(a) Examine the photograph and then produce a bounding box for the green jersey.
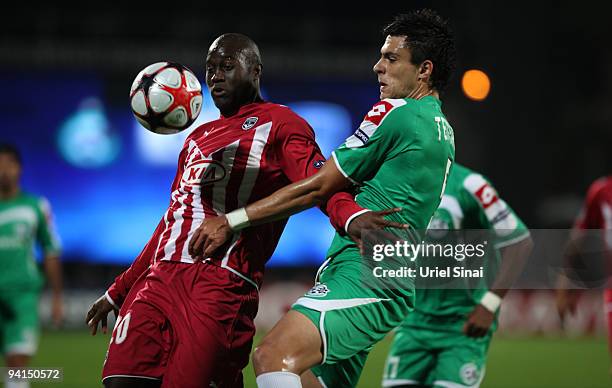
[294,96,455,387]
[407,163,529,321]
[0,192,61,291]
[328,96,455,259]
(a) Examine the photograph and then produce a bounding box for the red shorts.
[102,261,258,388]
[605,289,612,352]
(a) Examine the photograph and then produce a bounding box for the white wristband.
[479,291,502,313]
[344,209,371,234]
[104,290,119,310]
[226,208,250,231]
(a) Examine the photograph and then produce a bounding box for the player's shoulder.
[17,191,41,204]
[453,164,476,183]
[460,167,500,206]
[362,98,441,134]
[260,103,314,140]
[15,192,51,213]
[588,176,612,194]
[362,98,410,126]
[262,102,306,123]
[585,175,612,203]
[185,118,218,143]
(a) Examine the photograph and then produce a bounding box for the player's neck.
[220,91,264,118]
[406,82,437,100]
[0,185,19,200]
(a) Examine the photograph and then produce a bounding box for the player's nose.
[373,59,384,74]
[210,68,225,83]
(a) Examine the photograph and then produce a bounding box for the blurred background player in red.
[86,33,395,388]
[557,175,612,374]
[0,144,63,388]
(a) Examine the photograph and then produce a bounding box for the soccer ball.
[130,62,203,134]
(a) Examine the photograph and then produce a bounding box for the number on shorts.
[385,356,400,379]
[114,312,131,345]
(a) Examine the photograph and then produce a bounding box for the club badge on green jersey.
[306,283,330,297]
[460,362,481,385]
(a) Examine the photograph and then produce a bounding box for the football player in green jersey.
[381,163,533,388]
[189,10,456,387]
[0,144,63,388]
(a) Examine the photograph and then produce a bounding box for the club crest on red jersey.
[242,116,258,130]
[182,160,227,186]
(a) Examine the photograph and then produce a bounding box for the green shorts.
[0,290,40,356]
[382,315,491,388]
[291,253,415,387]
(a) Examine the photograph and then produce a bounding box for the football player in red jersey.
[86,33,399,388]
[557,176,612,373]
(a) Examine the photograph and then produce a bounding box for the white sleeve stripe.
[494,231,531,249]
[344,209,371,233]
[104,290,120,309]
[331,151,358,185]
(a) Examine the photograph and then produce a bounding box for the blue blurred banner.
[3,74,377,266]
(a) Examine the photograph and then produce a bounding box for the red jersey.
[575,176,612,238]
[106,101,362,307]
[574,176,612,287]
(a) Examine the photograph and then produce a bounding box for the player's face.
[373,35,420,99]
[205,42,256,115]
[0,154,21,192]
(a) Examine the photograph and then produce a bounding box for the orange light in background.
[461,69,491,101]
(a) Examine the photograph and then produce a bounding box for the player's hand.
[188,216,233,260]
[463,304,495,337]
[346,208,408,255]
[86,295,117,336]
[51,294,64,328]
[556,288,579,324]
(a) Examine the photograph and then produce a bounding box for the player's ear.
[418,60,433,83]
[253,63,263,81]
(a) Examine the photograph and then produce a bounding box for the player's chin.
[379,90,392,100]
[211,94,231,108]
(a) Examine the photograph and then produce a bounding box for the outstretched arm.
[270,115,368,235]
[189,160,349,259]
[260,114,405,249]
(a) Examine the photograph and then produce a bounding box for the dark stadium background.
[1,2,611,387]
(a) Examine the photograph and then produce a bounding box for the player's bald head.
[208,33,262,68]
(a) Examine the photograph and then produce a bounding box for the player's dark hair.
[383,9,456,93]
[0,143,21,165]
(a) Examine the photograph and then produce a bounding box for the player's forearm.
[107,262,144,308]
[489,236,534,298]
[324,191,367,234]
[44,254,63,297]
[247,174,331,225]
[232,162,349,229]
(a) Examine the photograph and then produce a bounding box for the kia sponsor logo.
[182,160,226,186]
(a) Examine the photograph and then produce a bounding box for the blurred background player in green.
[0,144,63,388]
[382,163,533,388]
